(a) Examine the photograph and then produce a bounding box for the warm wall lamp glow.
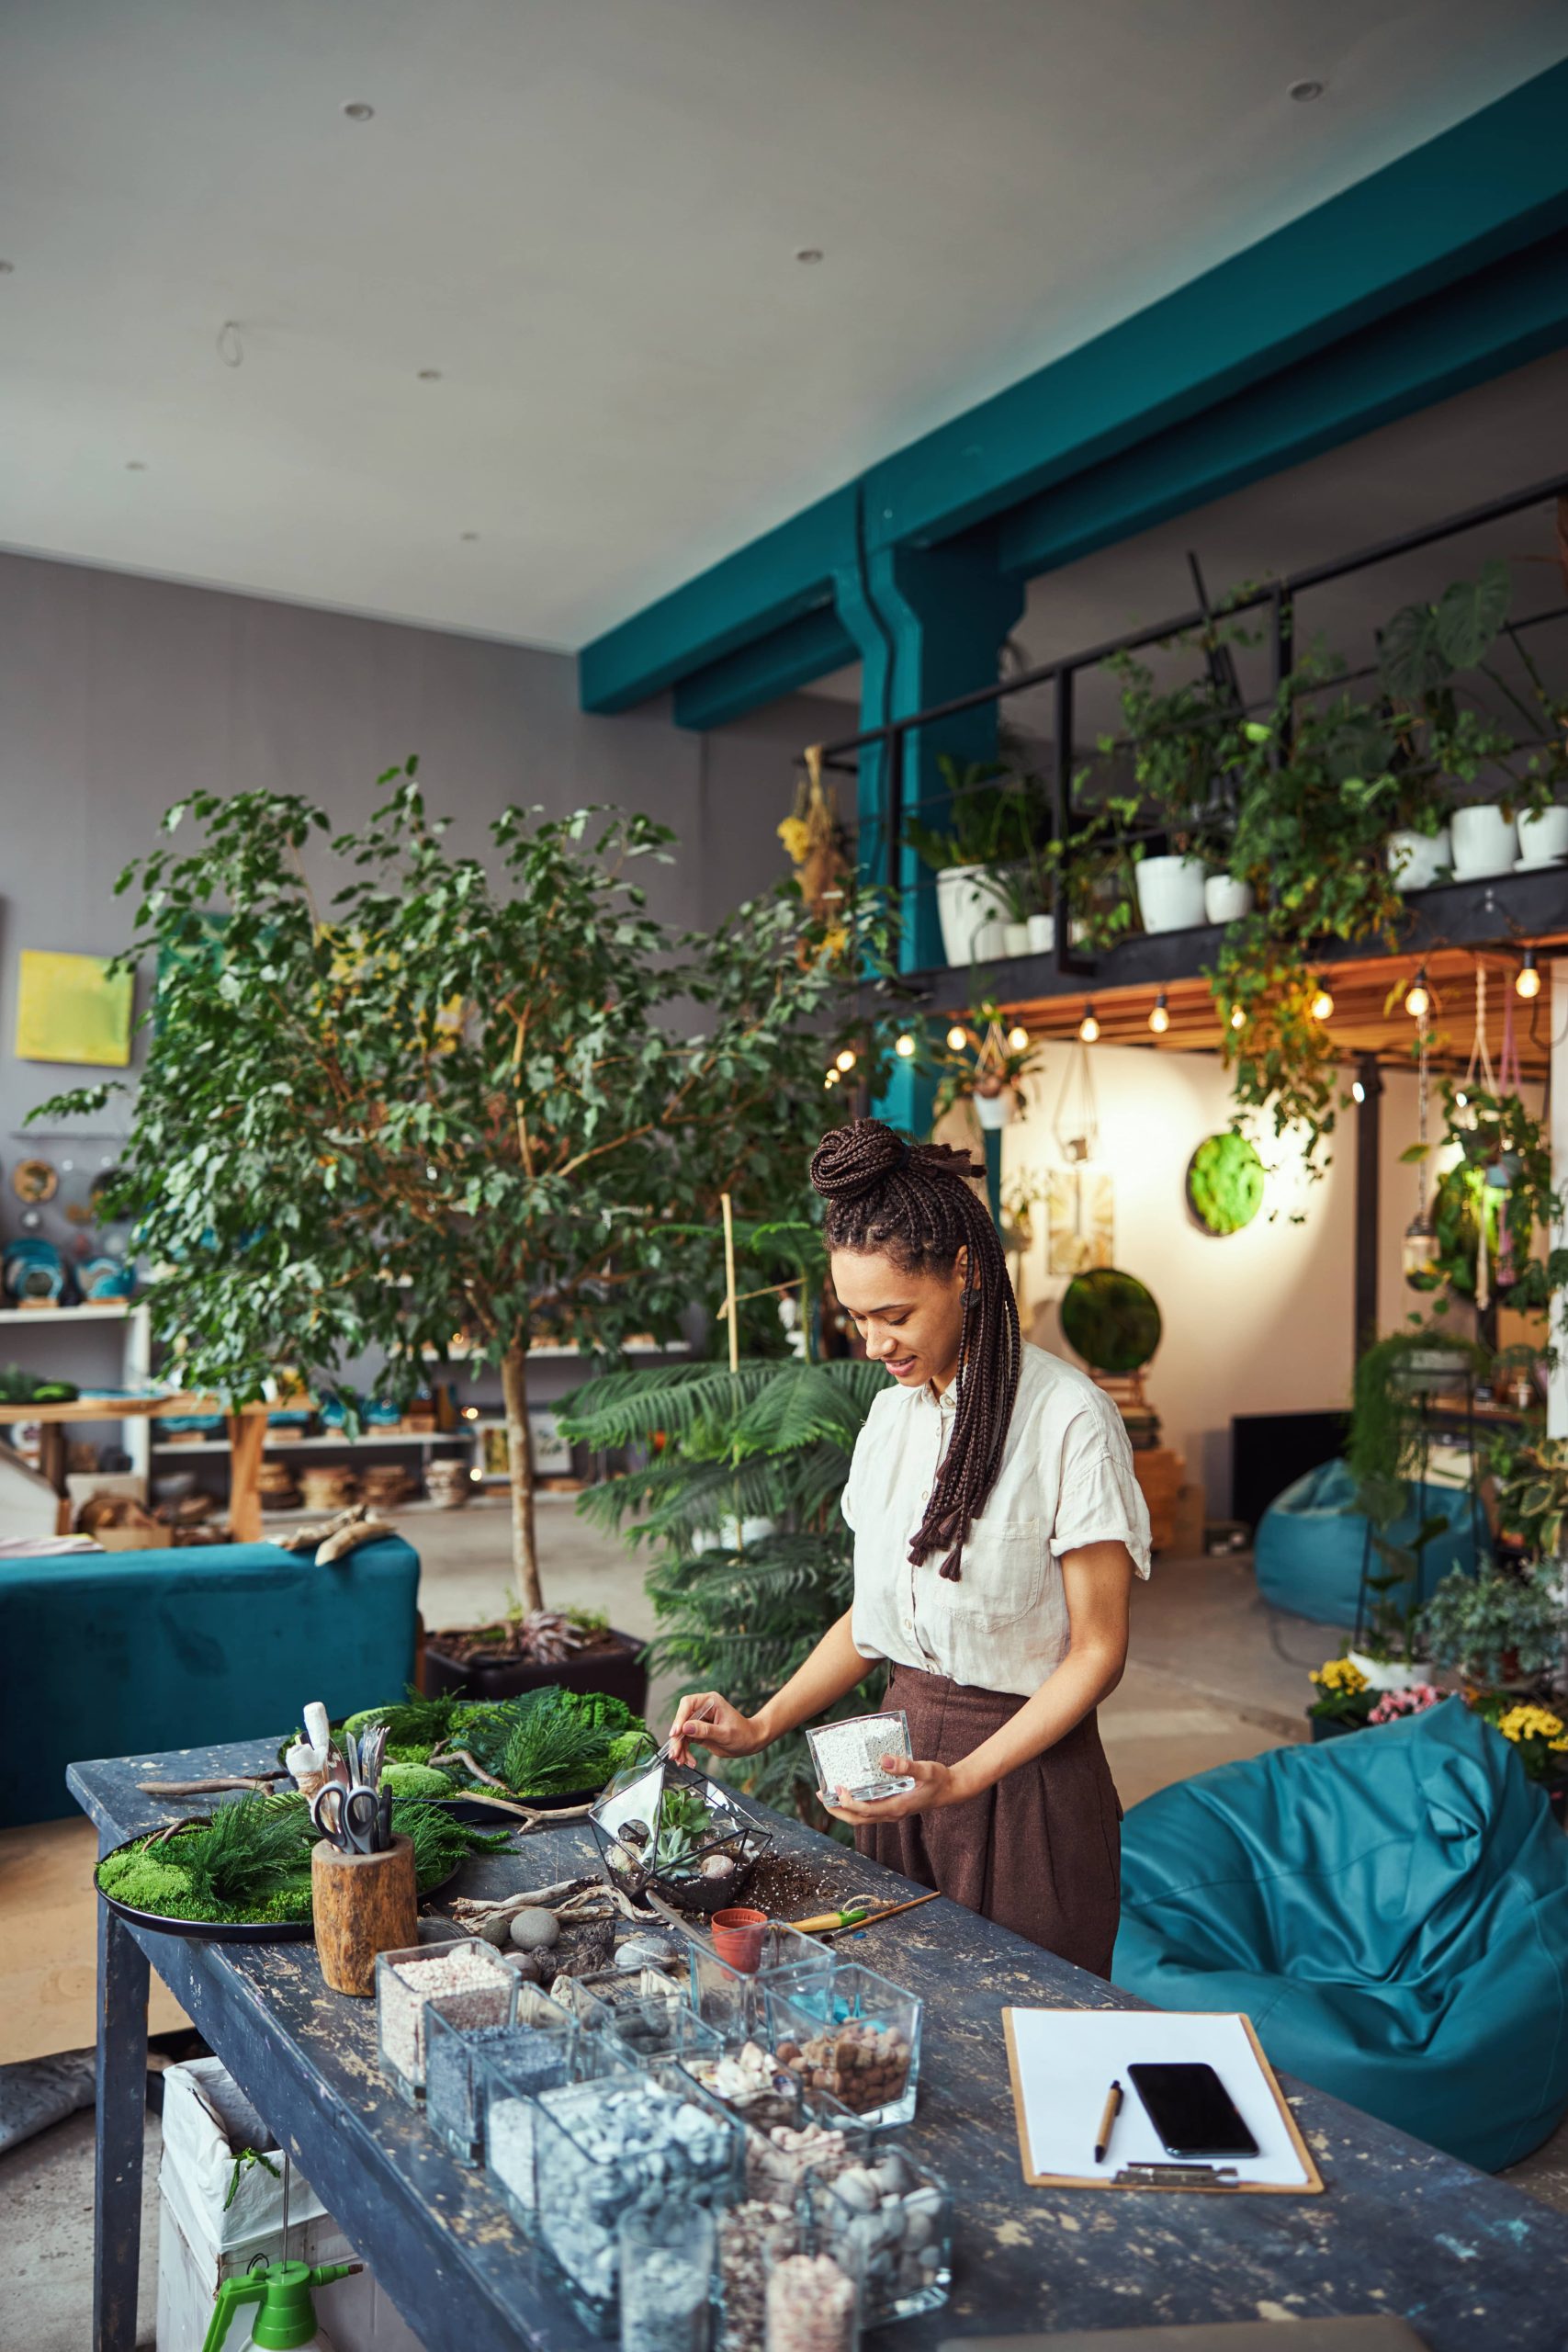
[1404,967,1430,1019]
[1517,949,1541,1001]
[945,1024,969,1051]
[835,1048,857,1072]
[1148,991,1169,1035]
[1310,978,1335,1021]
[894,1031,917,1058]
[1077,1003,1100,1044]
[1007,1024,1030,1052]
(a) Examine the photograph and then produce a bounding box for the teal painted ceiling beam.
[996,226,1568,583]
[579,62,1568,723]
[672,603,855,731]
[870,60,1568,555]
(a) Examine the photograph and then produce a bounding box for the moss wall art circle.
[1186,1133,1265,1235]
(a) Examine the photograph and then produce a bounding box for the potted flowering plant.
[1414,1565,1562,1691]
[1306,1656,1374,1739]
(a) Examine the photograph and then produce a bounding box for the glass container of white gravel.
[374,1936,516,2107]
[766,1965,921,2130]
[531,2054,744,2323]
[678,2046,874,2206]
[689,1922,831,2045]
[426,1982,574,2167]
[619,2205,716,2352]
[479,2017,595,2232]
[803,2143,950,2322]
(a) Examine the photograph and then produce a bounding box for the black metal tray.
[95,1828,462,1945]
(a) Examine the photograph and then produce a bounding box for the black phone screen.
[1126,2062,1260,2159]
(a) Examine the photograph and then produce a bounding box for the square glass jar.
[803,1712,913,1805]
[374,1936,516,2107]
[426,1983,574,2167]
[619,2205,716,2352]
[803,2143,950,2322]
[479,2017,591,2231]
[531,2057,743,2321]
[589,2003,728,2076]
[689,1922,831,2045]
[765,1965,921,2130]
[680,2052,871,2207]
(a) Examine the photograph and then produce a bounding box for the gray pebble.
[474,1914,512,1948]
[511,1906,561,1952]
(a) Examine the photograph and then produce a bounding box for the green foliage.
[446,1687,650,1797]
[904,757,1046,876]
[1058,1269,1161,1376]
[1347,1327,1488,1650]
[1414,1566,1562,1688]
[30,768,894,1600]
[1185,1134,1264,1235]
[1404,1083,1568,1326]
[176,1794,315,1914]
[1496,1439,1568,1569]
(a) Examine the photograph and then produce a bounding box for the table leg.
[226,1406,267,1543]
[94,1901,150,2352]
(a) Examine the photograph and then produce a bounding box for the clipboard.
[1002,2007,1324,2195]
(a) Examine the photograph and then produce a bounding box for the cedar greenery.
[32,769,894,1609]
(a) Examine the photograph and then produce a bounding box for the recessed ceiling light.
[795,247,824,265]
[343,101,375,120]
[1288,78,1325,101]
[417,368,442,381]
[459,531,479,542]
[126,460,147,471]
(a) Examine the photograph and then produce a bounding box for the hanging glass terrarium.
[590,1745,772,1916]
[1403,1005,1439,1288]
[1402,1208,1439,1284]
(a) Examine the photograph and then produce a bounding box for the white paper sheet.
[1004,2008,1310,2188]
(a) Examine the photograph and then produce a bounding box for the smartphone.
[1126,2062,1260,2160]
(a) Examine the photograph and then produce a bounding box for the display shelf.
[0,1300,139,1325]
[151,1430,472,1457]
[419,1340,690,1361]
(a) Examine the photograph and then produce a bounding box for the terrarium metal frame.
[589,1742,773,1916]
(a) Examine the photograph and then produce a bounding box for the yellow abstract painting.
[15,951,133,1067]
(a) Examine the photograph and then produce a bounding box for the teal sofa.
[1112,1700,1568,2173]
[1253,1456,1487,1629]
[0,1535,420,1828]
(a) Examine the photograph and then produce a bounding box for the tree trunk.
[501,1338,543,1612]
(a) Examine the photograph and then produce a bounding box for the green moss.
[98,1848,226,1922]
[382,1761,453,1799]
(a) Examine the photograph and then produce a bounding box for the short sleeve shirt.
[840,1340,1152,1698]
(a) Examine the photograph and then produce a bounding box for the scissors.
[310,1779,389,1855]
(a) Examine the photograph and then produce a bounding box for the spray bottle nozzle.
[200,2260,362,2352]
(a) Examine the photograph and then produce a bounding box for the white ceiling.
[3,1,1566,653]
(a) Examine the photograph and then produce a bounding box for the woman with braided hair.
[670,1116,1150,1972]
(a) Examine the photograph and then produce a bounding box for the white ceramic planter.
[935,864,1010,965]
[1203,873,1254,924]
[1450,802,1517,880]
[1518,806,1568,865]
[1134,854,1208,934]
[1025,911,1055,954]
[692,1515,778,1555]
[1002,920,1031,957]
[973,1091,1014,1129]
[1347,1649,1436,1693]
[1386,826,1451,892]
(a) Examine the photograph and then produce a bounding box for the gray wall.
[0,548,835,1389]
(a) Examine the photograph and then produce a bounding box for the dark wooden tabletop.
[72,1737,1568,2352]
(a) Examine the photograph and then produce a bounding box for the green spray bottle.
[199,2259,362,2352]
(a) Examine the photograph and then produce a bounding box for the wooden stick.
[720,1191,739,1376]
[139,1774,290,1798]
[790,1889,943,1934]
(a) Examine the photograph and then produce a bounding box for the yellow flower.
[1310,1658,1367,1695]
[1496,1704,1564,1745]
[777,818,811,865]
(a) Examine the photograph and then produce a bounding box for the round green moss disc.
[1186,1133,1265,1236]
[1059,1268,1162,1375]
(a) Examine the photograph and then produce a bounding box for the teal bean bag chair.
[1253,1457,1487,1630]
[1112,1700,1568,2172]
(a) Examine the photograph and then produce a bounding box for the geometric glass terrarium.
[590,1742,773,1916]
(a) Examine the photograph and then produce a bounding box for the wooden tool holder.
[311,1833,419,1996]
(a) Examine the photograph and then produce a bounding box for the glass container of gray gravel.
[765,1964,921,2130]
[531,2055,744,2322]
[688,1922,831,2044]
[426,1982,574,2166]
[619,2205,715,2352]
[558,1958,694,2041]
[588,2002,728,2077]
[479,2017,592,2231]
[802,2143,950,2322]
[373,1936,517,2108]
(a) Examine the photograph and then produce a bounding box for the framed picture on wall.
[1046,1167,1114,1275]
[473,1411,574,1482]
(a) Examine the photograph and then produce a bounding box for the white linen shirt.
[840,1340,1152,1698]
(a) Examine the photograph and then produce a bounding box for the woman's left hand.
[819,1754,965,1825]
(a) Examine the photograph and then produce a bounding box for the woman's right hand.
[669,1690,768,1767]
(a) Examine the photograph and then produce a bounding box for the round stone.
[510,1906,561,1952]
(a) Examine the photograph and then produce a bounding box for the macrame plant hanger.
[1459,964,1497,1312]
[1493,973,1523,1293]
[1403,1001,1438,1284]
[1051,1034,1100,1263]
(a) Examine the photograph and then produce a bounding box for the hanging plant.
[930,1001,1047,1128]
[1185,1133,1265,1235]
[1404,1081,1567,1322]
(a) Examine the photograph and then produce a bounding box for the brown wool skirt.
[855,1661,1123,1976]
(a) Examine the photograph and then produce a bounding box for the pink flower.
[1368,1684,1443,1725]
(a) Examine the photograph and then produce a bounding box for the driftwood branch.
[139,1774,290,1798]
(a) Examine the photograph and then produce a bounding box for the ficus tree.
[36,762,892,1608]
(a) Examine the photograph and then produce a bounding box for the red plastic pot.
[710,1907,768,1972]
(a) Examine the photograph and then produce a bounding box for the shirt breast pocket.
[953,1517,1046,1628]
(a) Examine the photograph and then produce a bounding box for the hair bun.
[809,1118,908,1203]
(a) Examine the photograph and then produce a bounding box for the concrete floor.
[6,1507,1567,2348]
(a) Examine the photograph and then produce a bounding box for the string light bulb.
[1229,1004,1246,1031]
[1310,978,1334,1022]
[894,1031,917,1058]
[835,1047,857,1072]
[1351,1080,1366,1104]
[1077,1003,1100,1044]
[1148,991,1169,1035]
[1404,967,1430,1019]
[1517,949,1540,1001]
[1007,1024,1030,1053]
[1454,1090,1468,1109]
[823,1069,839,1090]
[945,1024,968,1052]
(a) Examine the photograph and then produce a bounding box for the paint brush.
[790,1889,943,1934]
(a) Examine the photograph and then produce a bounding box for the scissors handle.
[310,1781,383,1854]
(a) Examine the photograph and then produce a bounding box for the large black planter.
[1307,1712,1364,1742]
[423,1627,649,1715]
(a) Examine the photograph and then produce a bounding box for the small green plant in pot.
[1414,1566,1562,1692]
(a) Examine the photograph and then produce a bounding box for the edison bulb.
[1517,954,1540,1001]
[1078,1007,1100,1044]
[1310,982,1334,1022]
[895,1032,917,1058]
[946,1025,968,1052]
[1404,972,1429,1018]
[1229,1004,1246,1031]
[824,1069,839,1090]
[1148,993,1169,1035]
[1007,1024,1030,1053]
[835,1047,857,1072]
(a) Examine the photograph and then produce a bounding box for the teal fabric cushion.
[1112,1699,1568,2172]
[0,1536,419,1827]
[1253,1457,1486,1629]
